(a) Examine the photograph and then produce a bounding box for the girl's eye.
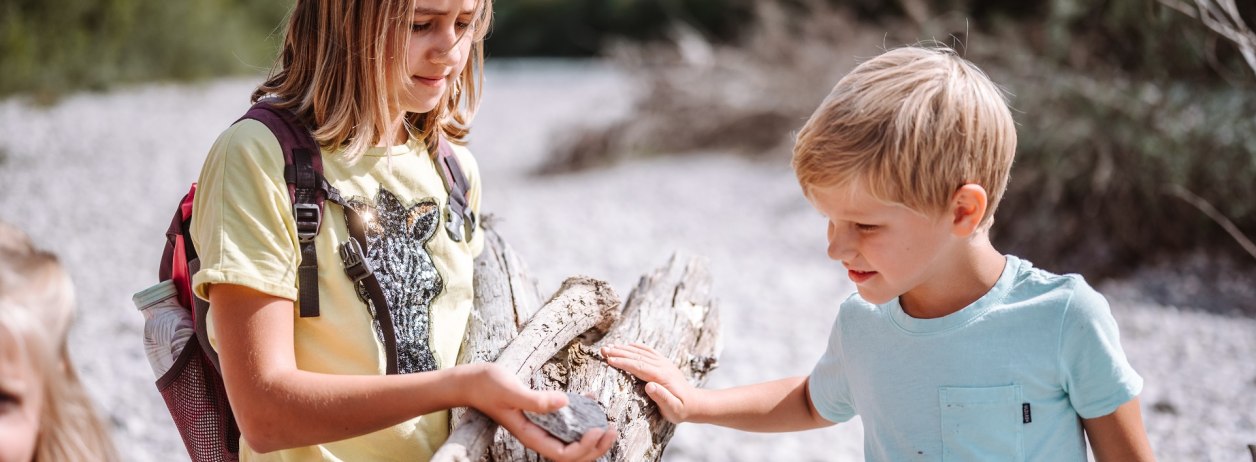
[855,223,880,232]
[455,21,471,31]
[411,22,431,32]
[0,390,20,413]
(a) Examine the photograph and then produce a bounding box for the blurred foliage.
[487,0,755,57]
[541,0,1256,279]
[3,0,1253,278]
[0,0,288,99]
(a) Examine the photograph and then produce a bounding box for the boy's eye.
[855,223,880,232]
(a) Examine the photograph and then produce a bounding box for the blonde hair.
[254,0,494,161]
[792,45,1017,229]
[0,222,119,462]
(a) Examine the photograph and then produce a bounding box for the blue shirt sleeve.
[808,302,857,423]
[1057,277,1143,419]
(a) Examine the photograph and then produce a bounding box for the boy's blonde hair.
[254,0,494,162]
[0,222,119,462]
[793,46,1016,229]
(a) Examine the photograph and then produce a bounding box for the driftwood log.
[437,224,721,461]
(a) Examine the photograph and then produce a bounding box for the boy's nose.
[826,223,855,261]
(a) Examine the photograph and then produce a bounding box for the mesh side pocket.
[156,338,240,462]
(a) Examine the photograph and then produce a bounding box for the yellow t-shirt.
[190,119,484,461]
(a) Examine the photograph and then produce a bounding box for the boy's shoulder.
[1006,256,1107,311]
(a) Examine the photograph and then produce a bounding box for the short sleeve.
[190,120,302,302]
[808,309,857,423]
[452,143,485,257]
[1057,278,1143,419]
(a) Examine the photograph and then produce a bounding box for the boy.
[602,46,1155,461]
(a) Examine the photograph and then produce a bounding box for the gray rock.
[524,393,609,443]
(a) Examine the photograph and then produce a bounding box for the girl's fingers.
[502,388,567,414]
[496,410,566,457]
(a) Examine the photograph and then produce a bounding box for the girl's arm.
[602,343,833,432]
[209,283,615,460]
[1082,397,1156,461]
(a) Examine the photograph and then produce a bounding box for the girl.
[190,0,616,460]
[0,222,119,462]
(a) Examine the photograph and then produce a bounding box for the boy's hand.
[466,364,617,462]
[601,343,697,423]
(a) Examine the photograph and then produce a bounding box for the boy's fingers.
[645,381,682,412]
[629,342,660,355]
[624,343,658,357]
[608,356,659,381]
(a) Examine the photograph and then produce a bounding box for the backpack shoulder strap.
[238,101,336,318]
[434,138,477,242]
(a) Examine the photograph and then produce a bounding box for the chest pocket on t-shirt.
[939,385,1025,462]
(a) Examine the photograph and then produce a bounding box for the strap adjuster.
[339,238,372,284]
[293,203,321,242]
[444,204,465,242]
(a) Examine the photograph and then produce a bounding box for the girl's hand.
[601,343,697,424]
[465,363,617,462]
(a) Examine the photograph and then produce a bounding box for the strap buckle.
[444,204,465,243]
[293,203,321,242]
[339,238,373,284]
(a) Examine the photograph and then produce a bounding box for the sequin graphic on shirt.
[348,189,443,374]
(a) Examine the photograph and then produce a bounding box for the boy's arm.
[1081,397,1156,462]
[602,343,834,432]
[210,283,615,460]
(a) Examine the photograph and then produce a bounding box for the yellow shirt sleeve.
[190,119,301,302]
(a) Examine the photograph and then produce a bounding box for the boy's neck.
[898,237,1007,320]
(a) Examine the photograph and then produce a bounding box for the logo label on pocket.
[1022,403,1032,424]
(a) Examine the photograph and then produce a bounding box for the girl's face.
[395,0,478,115]
[0,336,41,462]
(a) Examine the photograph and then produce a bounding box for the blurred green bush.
[488,0,754,57]
[0,0,288,99]
[539,0,1256,279]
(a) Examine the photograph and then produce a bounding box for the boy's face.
[809,179,955,305]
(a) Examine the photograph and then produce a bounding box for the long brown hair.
[253,0,493,161]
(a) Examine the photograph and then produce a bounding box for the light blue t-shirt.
[808,255,1142,461]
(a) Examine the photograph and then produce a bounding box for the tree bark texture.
[440,224,721,462]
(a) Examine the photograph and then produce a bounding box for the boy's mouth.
[848,269,877,283]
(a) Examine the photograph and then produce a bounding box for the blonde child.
[604,46,1155,461]
[0,222,119,462]
[190,0,615,460]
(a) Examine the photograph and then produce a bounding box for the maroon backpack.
[155,100,476,461]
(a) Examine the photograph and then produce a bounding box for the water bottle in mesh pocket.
[156,337,240,461]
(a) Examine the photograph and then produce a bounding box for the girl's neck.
[377,116,411,147]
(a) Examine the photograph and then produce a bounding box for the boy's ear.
[949,184,988,237]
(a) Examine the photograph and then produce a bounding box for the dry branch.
[442,226,721,462]
[1159,0,1256,75]
[433,276,619,462]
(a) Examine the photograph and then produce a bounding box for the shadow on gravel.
[1103,252,1256,318]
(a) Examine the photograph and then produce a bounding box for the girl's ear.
[950,184,988,237]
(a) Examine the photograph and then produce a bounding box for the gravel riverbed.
[0,60,1251,461]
